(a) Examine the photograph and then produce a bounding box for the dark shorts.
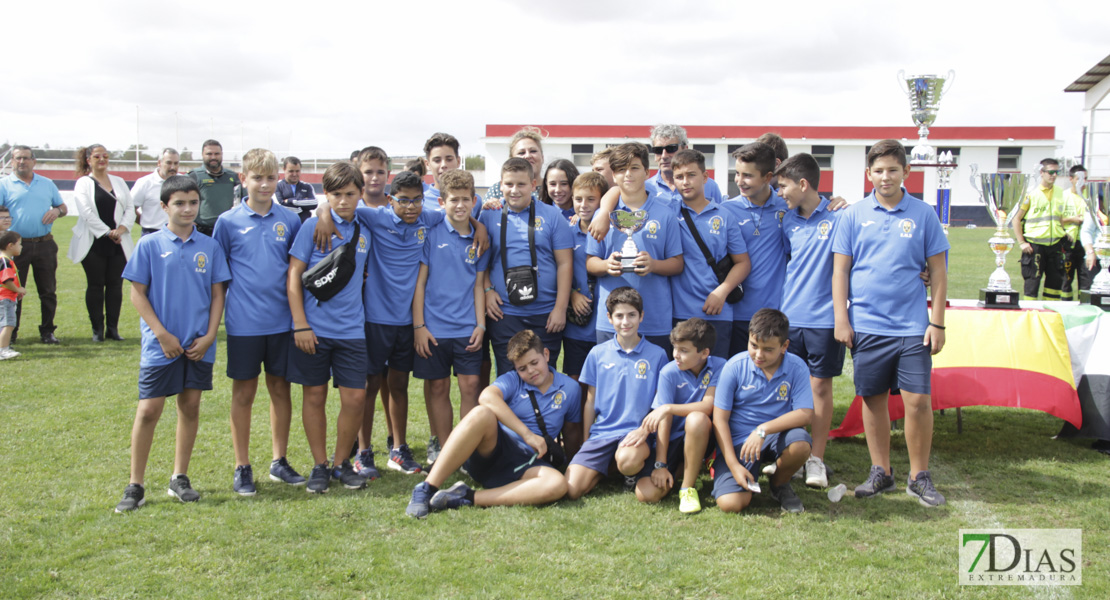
[568,434,652,479]
[365,322,415,375]
[712,427,812,499]
[464,426,553,489]
[287,336,367,389]
[138,357,214,400]
[561,337,595,377]
[660,432,717,473]
[729,320,751,357]
[488,312,562,376]
[851,333,932,396]
[226,333,291,380]
[674,318,731,359]
[788,327,845,379]
[594,331,673,359]
[413,337,482,380]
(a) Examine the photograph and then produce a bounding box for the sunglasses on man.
[652,144,680,155]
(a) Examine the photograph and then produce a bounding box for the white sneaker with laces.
[0,348,19,360]
[804,456,828,488]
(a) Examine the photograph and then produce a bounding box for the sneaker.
[624,475,637,492]
[388,444,423,474]
[854,465,895,498]
[406,482,433,519]
[331,460,367,490]
[115,484,145,513]
[427,436,442,466]
[0,348,19,360]
[269,457,306,485]
[907,470,947,507]
[354,448,380,480]
[168,474,200,503]
[678,487,701,514]
[804,456,828,488]
[761,461,803,480]
[233,465,256,496]
[430,481,473,511]
[770,482,805,513]
[306,462,330,494]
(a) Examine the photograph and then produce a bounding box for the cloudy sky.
[4,0,1108,162]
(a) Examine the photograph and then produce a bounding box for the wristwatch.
[756,427,767,439]
[654,461,668,470]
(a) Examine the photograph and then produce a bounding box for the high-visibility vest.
[1020,186,1066,245]
[1062,189,1086,240]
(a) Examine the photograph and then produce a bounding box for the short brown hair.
[0,230,22,251]
[357,146,390,170]
[573,171,609,197]
[591,147,613,166]
[322,161,364,193]
[671,149,705,173]
[424,133,460,158]
[509,127,545,155]
[866,140,907,169]
[749,308,789,344]
[670,318,715,353]
[732,142,776,176]
[507,329,544,364]
[775,153,821,190]
[605,286,643,315]
[609,142,650,173]
[756,133,789,163]
[438,169,475,197]
[501,157,534,180]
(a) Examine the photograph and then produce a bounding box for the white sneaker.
[804,456,828,488]
[762,461,803,479]
[0,348,19,360]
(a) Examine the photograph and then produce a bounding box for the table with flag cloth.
[829,301,1110,440]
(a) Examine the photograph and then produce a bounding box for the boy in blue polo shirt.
[114,175,231,512]
[833,139,949,507]
[287,161,372,494]
[212,149,305,495]
[565,287,669,501]
[562,172,608,381]
[406,330,582,518]
[713,309,813,514]
[413,170,489,461]
[670,149,750,358]
[586,143,684,357]
[777,153,843,489]
[480,158,574,377]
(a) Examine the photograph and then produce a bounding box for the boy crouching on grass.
[115,176,231,512]
[406,330,582,518]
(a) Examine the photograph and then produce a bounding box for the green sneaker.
[678,487,701,514]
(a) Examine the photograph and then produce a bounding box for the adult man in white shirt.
[131,148,179,236]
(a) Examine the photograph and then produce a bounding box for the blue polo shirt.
[565,224,597,343]
[122,227,232,367]
[580,337,669,440]
[0,173,65,238]
[782,197,838,329]
[722,190,789,321]
[652,356,726,441]
[288,211,371,340]
[420,219,491,338]
[479,200,575,318]
[646,173,724,205]
[587,194,682,336]
[672,202,748,322]
[356,205,445,326]
[212,201,302,336]
[831,190,949,337]
[714,351,814,445]
[494,369,583,453]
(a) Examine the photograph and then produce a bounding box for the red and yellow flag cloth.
[830,303,1081,438]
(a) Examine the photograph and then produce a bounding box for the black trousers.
[1020,241,1067,300]
[1061,238,1087,299]
[13,237,59,336]
[81,250,127,331]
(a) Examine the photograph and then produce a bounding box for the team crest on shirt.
[357,235,368,252]
[193,252,208,273]
[700,370,712,388]
[273,221,288,241]
[709,216,723,234]
[899,218,916,239]
[776,210,786,223]
[465,245,478,265]
[818,220,832,240]
[635,359,650,379]
[416,227,426,244]
[777,382,790,401]
[552,390,566,409]
[646,220,660,237]
[534,216,545,231]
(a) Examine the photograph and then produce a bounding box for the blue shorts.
[594,331,673,359]
[287,336,367,389]
[661,432,717,472]
[0,298,16,328]
[561,337,595,377]
[365,322,415,376]
[728,320,751,357]
[138,357,214,400]
[674,318,731,359]
[851,333,932,396]
[568,434,652,479]
[226,333,291,380]
[413,337,482,380]
[788,327,845,379]
[712,427,812,499]
[464,426,553,489]
[489,312,562,376]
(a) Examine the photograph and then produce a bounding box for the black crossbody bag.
[502,202,538,306]
[680,207,743,304]
[302,219,360,304]
[526,390,567,470]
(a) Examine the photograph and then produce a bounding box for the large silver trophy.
[969,164,1039,308]
[897,70,955,164]
[610,210,648,273]
[1080,181,1110,309]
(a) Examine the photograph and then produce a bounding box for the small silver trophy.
[969,164,1039,308]
[610,210,648,273]
[897,70,954,164]
[1080,181,1110,309]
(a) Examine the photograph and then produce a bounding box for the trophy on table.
[1080,181,1110,309]
[969,164,1039,308]
[610,210,648,273]
[897,70,954,164]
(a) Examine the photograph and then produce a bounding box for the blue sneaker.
[388,444,424,474]
[430,481,473,511]
[269,457,306,486]
[233,465,256,496]
[407,482,433,519]
[427,436,442,466]
[331,460,367,490]
[354,448,380,480]
[306,462,330,494]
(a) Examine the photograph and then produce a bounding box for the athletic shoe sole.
[115,499,146,513]
[269,474,307,486]
[234,487,257,496]
[306,485,329,494]
[387,460,422,475]
[906,487,946,507]
[167,489,199,503]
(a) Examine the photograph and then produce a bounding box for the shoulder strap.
[526,390,552,439]
[680,207,717,269]
[501,201,537,274]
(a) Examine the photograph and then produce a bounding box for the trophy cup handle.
[942,70,956,97]
[896,69,906,92]
[969,163,981,194]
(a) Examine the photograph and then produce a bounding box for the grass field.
[0,220,1105,599]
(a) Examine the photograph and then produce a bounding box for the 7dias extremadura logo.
[959,529,1081,586]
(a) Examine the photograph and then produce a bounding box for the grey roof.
[1065,54,1110,92]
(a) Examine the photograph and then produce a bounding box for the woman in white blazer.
[68,144,135,342]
